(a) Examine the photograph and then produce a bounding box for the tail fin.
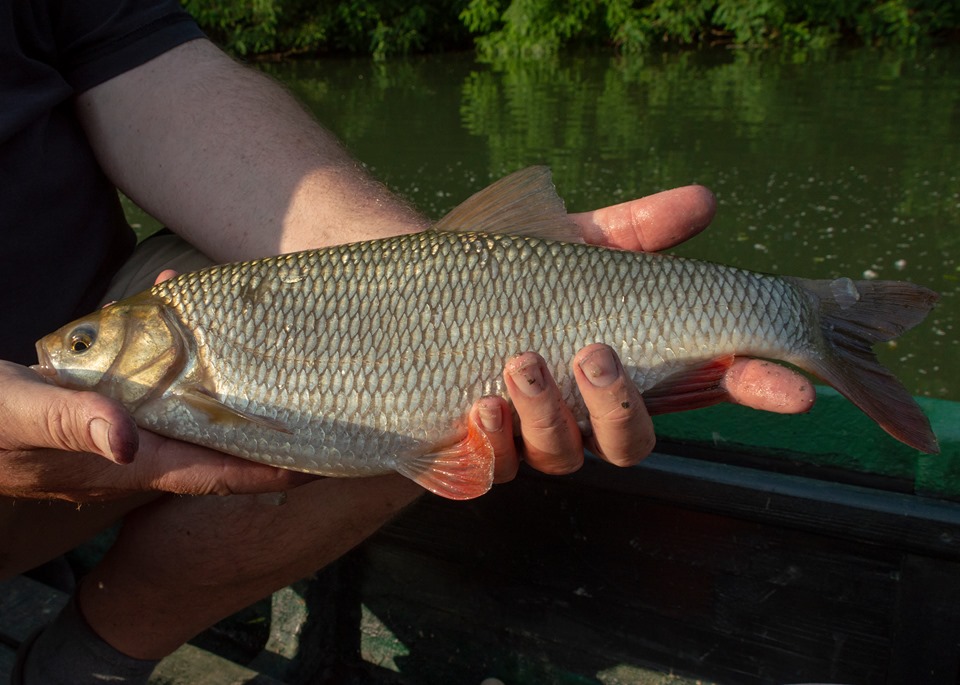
[790,276,939,454]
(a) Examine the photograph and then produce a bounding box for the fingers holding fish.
[1,431,313,503]
[154,269,179,285]
[133,431,316,496]
[503,352,584,476]
[1,360,312,501]
[569,184,717,252]
[0,360,139,465]
[722,359,817,414]
[478,346,653,480]
[471,396,519,484]
[573,344,655,467]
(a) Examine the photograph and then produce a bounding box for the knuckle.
[527,410,569,434]
[44,396,83,451]
[43,391,125,456]
[155,472,233,497]
[589,392,656,467]
[518,393,569,433]
[593,401,636,428]
[589,386,644,429]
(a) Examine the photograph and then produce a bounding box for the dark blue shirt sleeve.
[49,0,206,92]
[0,0,205,364]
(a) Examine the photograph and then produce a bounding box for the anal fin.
[642,356,735,415]
[395,417,494,500]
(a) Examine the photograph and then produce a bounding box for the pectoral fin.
[181,387,292,434]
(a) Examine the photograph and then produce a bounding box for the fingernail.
[509,361,545,397]
[579,347,619,388]
[477,399,502,432]
[89,418,116,461]
[90,418,134,464]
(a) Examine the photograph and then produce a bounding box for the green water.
[254,46,959,402]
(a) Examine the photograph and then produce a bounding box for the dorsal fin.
[433,166,583,243]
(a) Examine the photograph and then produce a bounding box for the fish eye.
[68,326,97,354]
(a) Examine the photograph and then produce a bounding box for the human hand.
[0,360,312,501]
[471,185,816,483]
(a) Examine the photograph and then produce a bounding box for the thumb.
[0,362,139,464]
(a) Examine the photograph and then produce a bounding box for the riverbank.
[182,0,960,60]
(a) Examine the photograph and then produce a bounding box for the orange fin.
[788,276,939,454]
[395,417,494,500]
[181,387,292,434]
[642,356,735,415]
[433,166,583,243]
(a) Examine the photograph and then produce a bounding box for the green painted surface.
[360,603,410,673]
[653,387,960,497]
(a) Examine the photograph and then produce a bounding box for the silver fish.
[35,167,939,499]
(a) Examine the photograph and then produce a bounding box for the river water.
[128,46,959,401]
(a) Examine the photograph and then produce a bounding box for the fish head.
[34,293,187,410]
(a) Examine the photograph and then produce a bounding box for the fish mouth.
[32,343,57,380]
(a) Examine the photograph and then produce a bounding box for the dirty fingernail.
[579,347,619,388]
[90,418,118,462]
[510,361,545,397]
[477,398,503,432]
[91,418,135,464]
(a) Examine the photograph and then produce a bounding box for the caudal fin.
[790,276,940,454]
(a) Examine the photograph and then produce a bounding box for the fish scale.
[35,166,940,500]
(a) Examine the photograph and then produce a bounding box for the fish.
[34,166,940,500]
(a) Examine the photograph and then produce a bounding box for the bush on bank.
[183,0,960,58]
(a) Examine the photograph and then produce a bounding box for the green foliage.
[459,0,957,58]
[634,0,712,47]
[461,0,604,57]
[713,0,787,45]
[856,0,922,44]
[185,0,470,58]
[185,0,958,58]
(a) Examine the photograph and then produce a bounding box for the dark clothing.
[1,0,203,365]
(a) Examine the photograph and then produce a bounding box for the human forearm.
[75,39,427,262]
